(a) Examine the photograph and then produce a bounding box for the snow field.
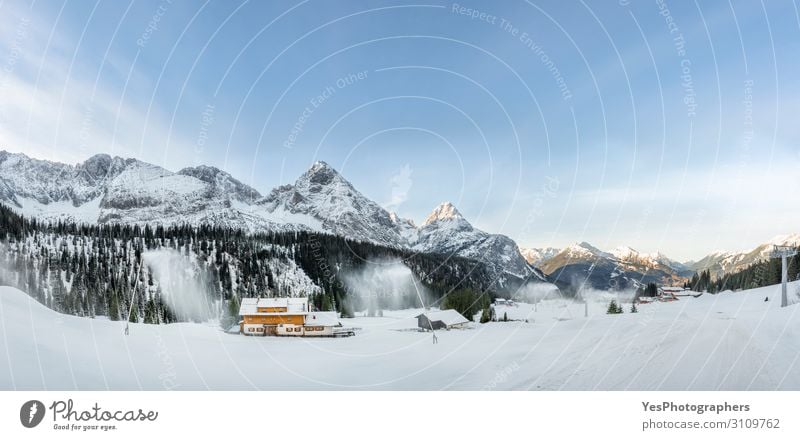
[1,281,799,390]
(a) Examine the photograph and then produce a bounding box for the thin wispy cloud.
[0,2,194,167]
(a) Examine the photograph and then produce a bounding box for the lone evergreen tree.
[220,295,240,329]
[479,306,492,323]
[128,301,138,323]
[607,299,623,314]
[109,291,120,321]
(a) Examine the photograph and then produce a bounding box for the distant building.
[657,286,686,301]
[672,288,696,297]
[494,298,517,307]
[238,298,342,337]
[415,310,470,331]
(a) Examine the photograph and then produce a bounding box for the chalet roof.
[415,309,469,326]
[238,297,309,315]
[304,312,340,327]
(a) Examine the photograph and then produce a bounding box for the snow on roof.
[304,312,340,327]
[238,297,308,315]
[416,309,469,326]
[239,298,258,315]
[660,287,686,292]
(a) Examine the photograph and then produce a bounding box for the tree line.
[0,203,519,325]
[684,251,799,294]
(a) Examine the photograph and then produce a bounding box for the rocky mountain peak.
[519,247,560,266]
[179,165,262,202]
[568,241,607,256]
[423,202,464,226]
[309,160,332,172]
[82,153,112,167]
[389,211,416,228]
[79,153,122,178]
[302,160,342,185]
[0,150,25,164]
[610,245,639,259]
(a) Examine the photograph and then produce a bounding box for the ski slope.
[0,282,799,390]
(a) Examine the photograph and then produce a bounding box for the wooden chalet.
[238,298,342,337]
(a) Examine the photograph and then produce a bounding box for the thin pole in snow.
[782,254,788,308]
[410,271,438,344]
[584,293,588,318]
[770,245,797,308]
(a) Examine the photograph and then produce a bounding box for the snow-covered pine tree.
[109,291,120,321]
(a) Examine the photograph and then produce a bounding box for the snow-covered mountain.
[608,246,693,277]
[538,241,690,290]
[0,151,541,284]
[534,233,800,288]
[256,162,542,282]
[519,247,560,266]
[257,160,408,247]
[688,233,800,277]
[413,202,541,280]
[0,150,290,231]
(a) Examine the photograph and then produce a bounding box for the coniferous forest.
[3,199,795,327]
[684,253,800,294]
[0,203,520,326]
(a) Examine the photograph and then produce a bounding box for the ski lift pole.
[584,289,588,318]
[770,245,797,308]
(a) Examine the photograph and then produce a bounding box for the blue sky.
[1,0,799,261]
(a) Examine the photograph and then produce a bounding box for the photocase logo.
[20,400,45,428]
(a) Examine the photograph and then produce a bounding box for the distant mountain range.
[522,233,800,290]
[519,242,692,290]
[682,233,800,277]
[0,151,545,287]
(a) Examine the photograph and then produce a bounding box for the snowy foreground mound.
[1,283,799,390]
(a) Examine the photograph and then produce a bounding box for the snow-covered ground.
[1,283,799,390]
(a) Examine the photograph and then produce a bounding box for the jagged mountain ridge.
[534,242,693,290]
[0,151,543,285]
[520,247,560,266]
[523,232,800,289]
[686,233,800,278]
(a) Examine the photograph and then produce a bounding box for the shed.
[415,309,469,330]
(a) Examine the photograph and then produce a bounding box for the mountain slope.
[688,233,800,278]
[540,242,689,291]
[258,164,542,283]
[0,151,542,288]
[520,247,560,266]
[258,161,407,247]
[0,151,293,232]
[413,202,543,281]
